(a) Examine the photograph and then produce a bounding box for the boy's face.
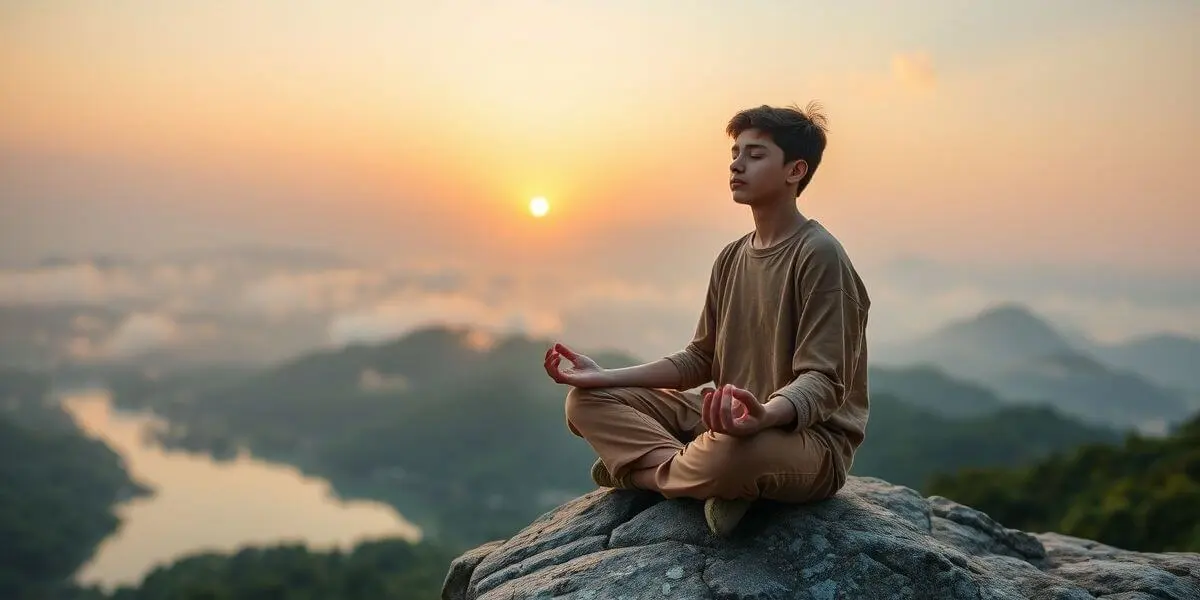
[729,129,806,205]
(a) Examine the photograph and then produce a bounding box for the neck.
[749,196,807,248]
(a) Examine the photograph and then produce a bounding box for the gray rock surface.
[442,476,1199,600]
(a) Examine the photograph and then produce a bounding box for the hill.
[867,365,1004,418]
[0,368,148,599]
[850,393,1118,489]
[928,410,1200,553]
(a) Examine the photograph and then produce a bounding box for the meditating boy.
[544,103,870,537]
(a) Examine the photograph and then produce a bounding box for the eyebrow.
[732,143,769,152]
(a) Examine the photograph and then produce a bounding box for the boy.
[544,103,870,537]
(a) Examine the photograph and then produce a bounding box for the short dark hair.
[726,102,828,196]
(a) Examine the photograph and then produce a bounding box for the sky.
[1,0,1198,360]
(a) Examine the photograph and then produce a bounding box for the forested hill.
[928,411,1200,552]
[850,393,1118,489]
[0,368,147,599]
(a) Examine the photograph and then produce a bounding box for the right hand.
[544,343,610,388]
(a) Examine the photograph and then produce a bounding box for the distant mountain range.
[1086,333,1200,396]
[873,303,1198,431]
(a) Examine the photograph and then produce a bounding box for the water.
[63,391,422,590]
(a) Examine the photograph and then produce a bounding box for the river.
[62,391,422,590]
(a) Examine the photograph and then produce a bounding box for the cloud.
[0,263,142,305]
[237,268,388,319]
[327,292,562,347]
[551,280,706,359]
[7,249,1197,373]
[863,258,1200,344]
[101,312,180,359]
[890,52,937,92]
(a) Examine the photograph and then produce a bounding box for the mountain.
[1089,333,1200,396]
[990,350,1190,433]
[867,365,1004,418]
[884,303,1074,380]
[875,303,1192,430]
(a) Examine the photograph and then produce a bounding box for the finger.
[716,386,729,432]
[555,343,578,361]
[731,419,757,437]
[720,384,735,432]
[708,387,723,433]
[700,388,710,432]
[731,387,766,416]
[700,387,715,428]
[733,399,747,420]
[544,358,561,382]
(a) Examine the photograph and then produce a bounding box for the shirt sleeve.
[769,287,868,432]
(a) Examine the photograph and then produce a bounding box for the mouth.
[730,179,746,189]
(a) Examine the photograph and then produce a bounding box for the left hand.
[702,383,769,437]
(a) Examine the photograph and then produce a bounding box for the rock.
[441,476,1200,600]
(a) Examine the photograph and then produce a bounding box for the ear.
[786,159,808,186]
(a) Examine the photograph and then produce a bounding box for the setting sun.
[529,196,550,218]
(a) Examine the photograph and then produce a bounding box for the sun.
[529,196,550,218]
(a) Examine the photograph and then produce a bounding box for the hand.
[703,383,769,437]
[544,343,610,388]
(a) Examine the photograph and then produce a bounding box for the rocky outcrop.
[442,477,1199,599]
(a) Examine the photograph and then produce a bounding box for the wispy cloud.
[2,248,1198,373]
[327,292,561,347]
[101,312,180,359]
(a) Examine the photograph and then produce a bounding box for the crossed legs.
[564,385,838,504]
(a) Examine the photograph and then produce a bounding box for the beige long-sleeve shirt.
[664,218,870,474]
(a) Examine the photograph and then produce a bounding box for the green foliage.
[95,538,455,600]
[851,393,1118,489]
[928,412,1200,552]
[0,369,144,599]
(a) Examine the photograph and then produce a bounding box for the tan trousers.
[565,386,841,502]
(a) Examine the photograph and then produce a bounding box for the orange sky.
[2,0,1197,274]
